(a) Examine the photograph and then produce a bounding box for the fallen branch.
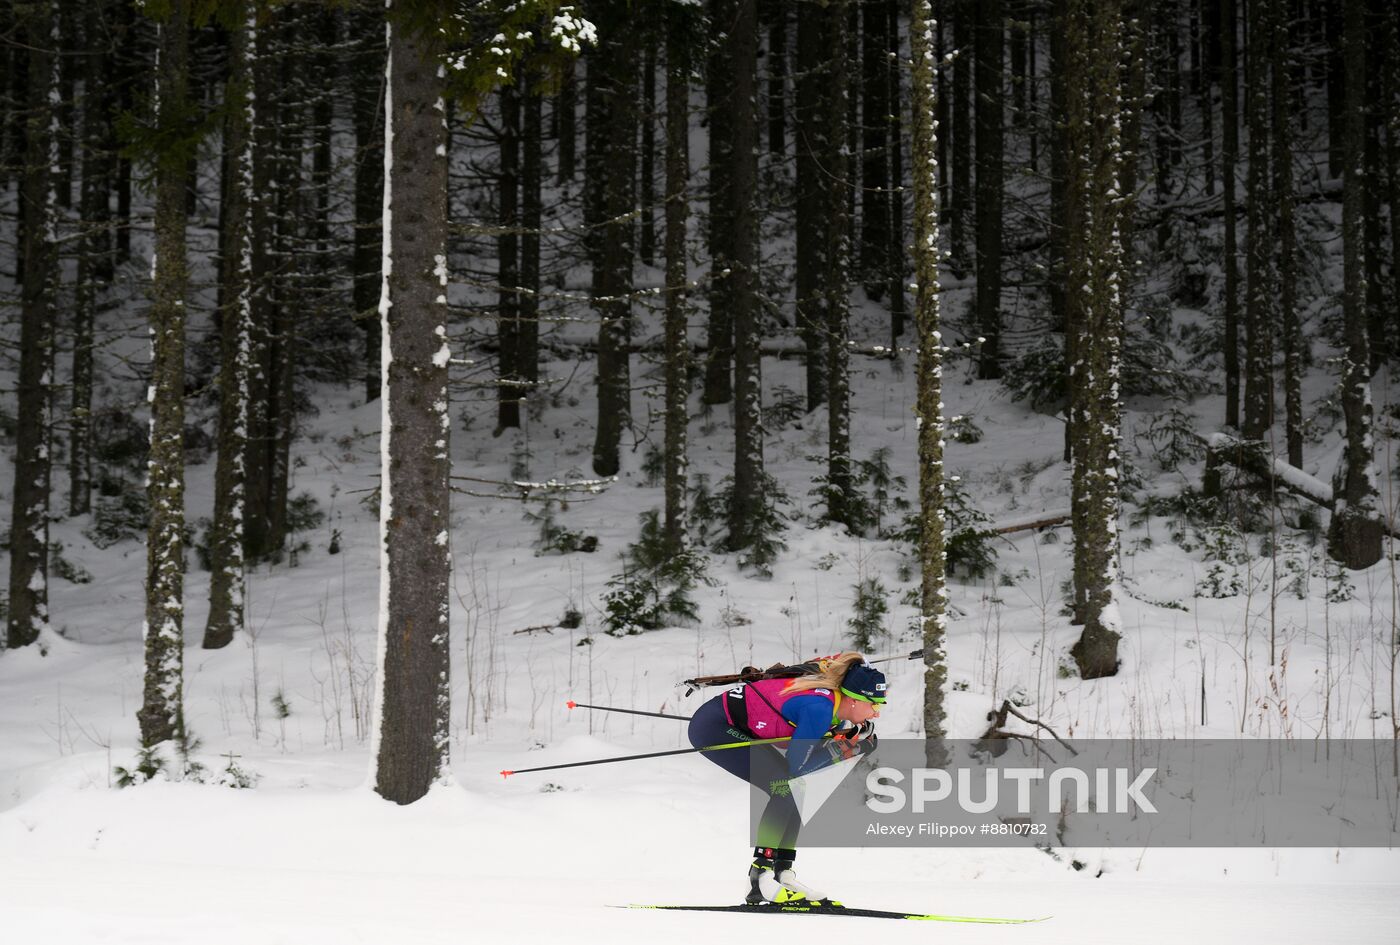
[976,700,1078,760]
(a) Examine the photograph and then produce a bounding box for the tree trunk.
[949,0,971,274]
[520,67,542,395]
[1274,0,1302,468]
[7,0,58,651]
[663,0,694,552]
[1221,0,1240,429]
[591,1,638,477]
[766,0,787,157]
[496,84,522,432]
[640,28,657,268]
[795,4,829,411]
[911,0,950,756]
[139,0,190,745]
[1326,0,1344,177]
[825,0,853,528]
[703,0,736,406]
[729,0,766,549]
[1066,0,1125,680]
[204,1,256,651]
[373,3,453,805]
[887,0,907,345]
[974,0,1004,379]
[861,0,891,301]
[353,8,386,405]
[1242,0,1274,441]
[1326,0,1383,571]
[555,60,576,183]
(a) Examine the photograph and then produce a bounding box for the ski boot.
[746,847,830,905]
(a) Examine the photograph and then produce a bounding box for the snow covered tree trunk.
[729,0,767,548]
[1326,0,1383,571]
[353,7,386,405]
[1066,0,1125,680]
[205,1,256,652]
[795,5,829,412]
[373,4,452,804]
[1273,0,1302,469]
[589,0,638,478]
[823,0,853,528]
[663,1,693,552]
[139,0,189,745]
[861,0,891,302]
[910,0,950,754]
[7,0,58,652]
[973,0,1004,380]
[1221,0,1240,430]
[496,83,522,433]
[1242,0,1275,442]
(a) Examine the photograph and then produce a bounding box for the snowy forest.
[1,0,1398,942]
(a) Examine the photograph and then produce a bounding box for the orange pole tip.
[566,700,577,709]
[500,770,514,778]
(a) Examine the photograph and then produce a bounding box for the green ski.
[618,901,1049,923]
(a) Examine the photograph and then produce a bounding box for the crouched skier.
[686,651,885,904]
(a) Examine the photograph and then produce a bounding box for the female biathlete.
[686,652,887,904]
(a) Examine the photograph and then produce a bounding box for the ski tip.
[566,700,577,709]
[500,770,514,778]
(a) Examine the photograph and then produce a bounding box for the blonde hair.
[782,652,866,696]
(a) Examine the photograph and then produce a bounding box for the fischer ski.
[618,901,1049,923]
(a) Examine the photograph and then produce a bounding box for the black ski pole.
[566,700,693,722]
[501,734,798,778]
[868,648,925,665]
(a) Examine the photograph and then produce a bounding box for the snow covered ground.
[3,327,1399,942]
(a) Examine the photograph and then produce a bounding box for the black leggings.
[687,694,801,851]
